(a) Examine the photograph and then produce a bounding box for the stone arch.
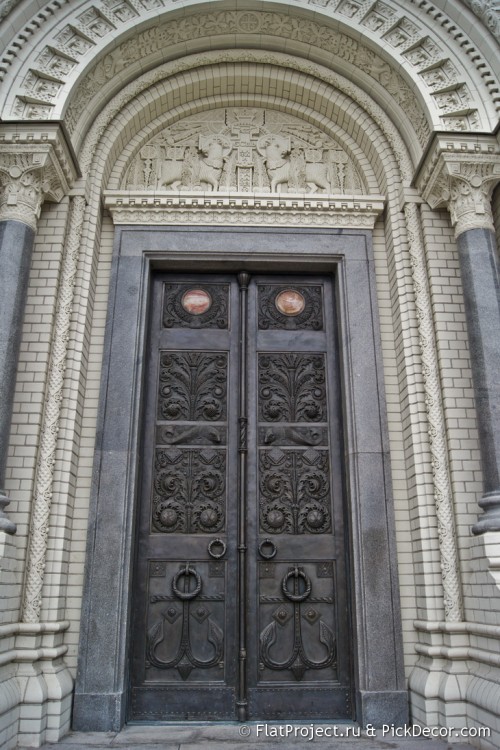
[0,0,498,153]
[1,0,499,746]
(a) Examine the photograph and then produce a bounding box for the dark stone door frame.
[73,225,408,731]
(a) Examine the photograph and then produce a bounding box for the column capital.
[0,123,79,230]
[415,134,500,238]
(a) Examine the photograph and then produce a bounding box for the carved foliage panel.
[258,353,327,423]
[158,352,227,422]
[258,322,332,536]
[154,350,228,533]
[260,448,331,535]
[153,447,226,533]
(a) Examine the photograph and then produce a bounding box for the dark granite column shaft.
[0,219,35,534]
[456,228,500,534]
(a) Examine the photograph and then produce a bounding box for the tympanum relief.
[124,108,365,194]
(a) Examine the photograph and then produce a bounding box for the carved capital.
[415,134,500,237]
[0,123,79,229]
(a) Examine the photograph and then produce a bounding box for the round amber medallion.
[275,289,306,316]
[181,288,212,315]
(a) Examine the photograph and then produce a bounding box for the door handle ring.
[259,538,277,560]
[172,564,202,600]
[208,538,226,559]
[282,567,311,602]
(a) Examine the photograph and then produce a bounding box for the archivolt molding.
[81,52,411,182]
[0,2,498,143]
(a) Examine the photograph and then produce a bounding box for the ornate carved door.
[129,273,351,721]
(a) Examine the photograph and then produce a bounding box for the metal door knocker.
[208,538,226,559]
[259,538,277,559]
[172,564,202,600]
[282,567,311,601]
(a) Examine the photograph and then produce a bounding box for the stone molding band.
[104,191,385,229]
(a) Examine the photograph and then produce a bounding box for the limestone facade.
[0,0,499,747]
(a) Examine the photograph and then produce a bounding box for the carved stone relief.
[63,11,434,141]
[2,3,494,135]
[123,108,364,194]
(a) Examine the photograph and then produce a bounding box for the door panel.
[130,276,239,721]
[246,278,350,719]
[129,273,351,721]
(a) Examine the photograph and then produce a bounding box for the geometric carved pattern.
[258,285,323,330]
[153,448,226,533]
[259,353,326,423]
[163,283,229,329]
[158,351,227,421]
[259,448,331,535]
[317,562,334,578]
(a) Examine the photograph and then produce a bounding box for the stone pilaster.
[416,134,500,534]
[0,123,78,535]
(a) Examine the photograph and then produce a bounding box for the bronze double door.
[129,273,352,721]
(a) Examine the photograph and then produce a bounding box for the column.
[417,134,500,534]
[0,124,78,535]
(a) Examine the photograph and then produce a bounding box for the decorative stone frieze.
[0,123,79,230]
[416,134,500,238]
[104,191,385,228]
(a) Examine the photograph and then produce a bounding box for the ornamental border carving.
[21,195,87,624]
[83,53,412,183]
[1,3,495,137]
[61,10,430,144]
